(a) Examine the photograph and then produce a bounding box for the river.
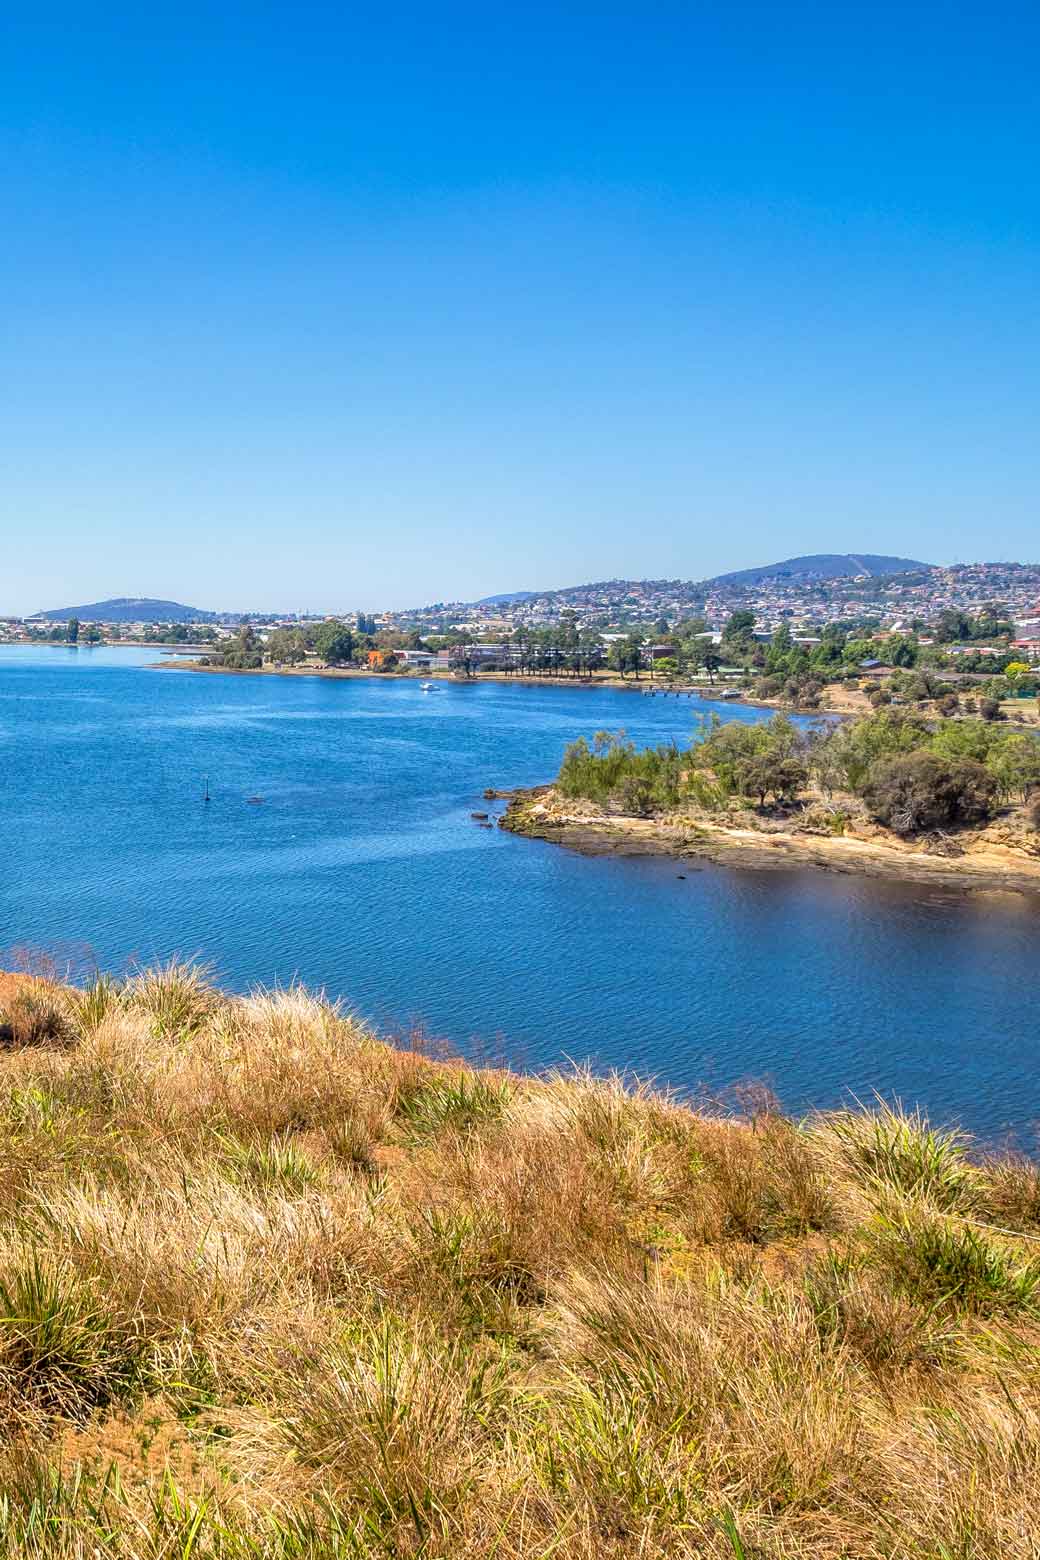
[1,644,1036,1144]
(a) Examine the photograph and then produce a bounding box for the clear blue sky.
[3,2,1038,613]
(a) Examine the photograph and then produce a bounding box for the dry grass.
[0,967,1037,1556]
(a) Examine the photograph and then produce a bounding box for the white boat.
[420,681,433,691]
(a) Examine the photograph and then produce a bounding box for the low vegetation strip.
[0,964,1038,1556]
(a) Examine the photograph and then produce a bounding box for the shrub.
[616,775,655,816]
[979,697,1003,721]
[863,752,997,834]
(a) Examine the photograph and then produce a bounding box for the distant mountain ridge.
[31,597,220,623]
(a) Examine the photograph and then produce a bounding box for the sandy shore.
[499,786,1040,896]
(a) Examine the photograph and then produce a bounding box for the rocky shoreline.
[498,786,1040,896]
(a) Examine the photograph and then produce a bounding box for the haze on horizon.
[3,3,1038,617]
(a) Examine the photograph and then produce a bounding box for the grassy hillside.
[0,966,1038,1557]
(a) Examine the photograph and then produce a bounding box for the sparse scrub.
[0,967,1035,1554]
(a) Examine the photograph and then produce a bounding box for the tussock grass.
[0,988,73,1050]
[0,971,1036,1556]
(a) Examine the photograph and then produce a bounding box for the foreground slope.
[0,966,1038,1558]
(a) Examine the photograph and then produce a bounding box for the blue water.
[1,645,1037,1145]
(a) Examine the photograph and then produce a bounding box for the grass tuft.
[125,958,217,1040]
[0,1253,140,1417]
[0,989,73,1050]
[395,1071,510,1140]
[823,1098,981,1212]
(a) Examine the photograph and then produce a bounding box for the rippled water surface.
[2,645,1037,1143]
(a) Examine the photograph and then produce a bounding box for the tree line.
[556,710,1040,837]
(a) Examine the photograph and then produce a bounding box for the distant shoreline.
[155,654,840,709]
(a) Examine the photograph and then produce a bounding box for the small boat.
[420,681,433,691]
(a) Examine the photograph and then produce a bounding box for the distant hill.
[475,590,539,606]
[709,554,929,588]
[31,597,220,623]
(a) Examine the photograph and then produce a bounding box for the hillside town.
[3,561,1040,671]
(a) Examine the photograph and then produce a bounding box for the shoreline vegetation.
[1,961,1040,1555]
[500,711,1040,895]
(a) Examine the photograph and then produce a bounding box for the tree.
[935,609,973,644]
[608,635,643,680]
[985,733,1040,801]
[864,753,997,835]
[702,649,722,685]
[266,629,307,666]
[219,622,263,670]
[722,610,756,658]
[314,622,355,665]
[724,609,755,637]
[887,635,919,668]
[738,751,808,808]
[66,617,80,645]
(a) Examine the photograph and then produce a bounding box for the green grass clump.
[874,1216,1040,1318]
[219,1132,319,1193]
[825,1099,980,1212]
[65,973,122,1037]
[125,958,217,1040]
[395,1071,510,1140]
[0,1254,141,1416]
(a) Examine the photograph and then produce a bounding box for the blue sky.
[2,3,1038,613]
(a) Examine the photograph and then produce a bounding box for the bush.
[979,697,1003,721]
[863,752,997,835]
